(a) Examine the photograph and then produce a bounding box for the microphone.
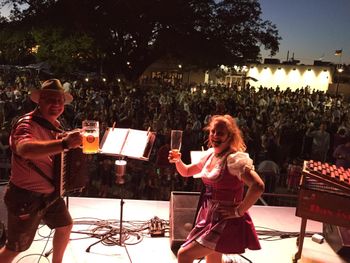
[115,160,127,184]
[212,140,222,146]
[212,135,231,147]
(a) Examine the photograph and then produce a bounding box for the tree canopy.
[0,0,280,82]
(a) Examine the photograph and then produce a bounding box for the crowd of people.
[1,69,350,203]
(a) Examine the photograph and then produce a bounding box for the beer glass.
[115,160,127,184]
[170,130,183,162]
[82,120,99,154]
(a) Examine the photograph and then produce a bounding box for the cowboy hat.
[29,78,73,104]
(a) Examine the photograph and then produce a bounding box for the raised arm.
[168,150,202,177]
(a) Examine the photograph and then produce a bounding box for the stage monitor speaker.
[323,223,350,258]
[169,191,200,254]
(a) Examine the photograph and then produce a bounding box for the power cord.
[14,229,53,263]
[255,226,320,241]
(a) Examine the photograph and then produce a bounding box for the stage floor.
[5,196,350,263]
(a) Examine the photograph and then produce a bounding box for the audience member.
[0,68,349,201]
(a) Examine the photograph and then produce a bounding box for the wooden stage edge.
[4,196,350,263]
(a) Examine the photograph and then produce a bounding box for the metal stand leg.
[86,159,132,262]
[119,197,124,246]
[293,217,307,263]
[85,196,132,262]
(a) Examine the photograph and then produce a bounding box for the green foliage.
[0,0,281,82]
[0,23,36,65]
[31,27,95,74]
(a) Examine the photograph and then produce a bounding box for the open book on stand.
[99,127,156,160]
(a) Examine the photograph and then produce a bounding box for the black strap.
[191,151,212,228]
[27,161,55,185]
[13,112,63,133]
[12,112,63,187]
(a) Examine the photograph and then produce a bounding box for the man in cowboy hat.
[0,79,82,263]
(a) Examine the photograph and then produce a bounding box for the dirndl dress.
[182,149,261,254]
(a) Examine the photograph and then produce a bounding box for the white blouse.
[194,149,254,180]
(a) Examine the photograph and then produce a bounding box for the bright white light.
[274,68,286,84]
[287,68,301,90]
[302,69,316,86]
[317,70,330,86]
[260,67,272,87]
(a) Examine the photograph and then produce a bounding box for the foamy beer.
[82,120,99,154]
[170,130,183,163]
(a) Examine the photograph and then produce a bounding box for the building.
[141,58,350,96]
[242,63,331,92]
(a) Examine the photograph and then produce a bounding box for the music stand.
[85,127,156,260]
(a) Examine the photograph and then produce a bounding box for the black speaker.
[169,191,200,254]
[323,223,350,258]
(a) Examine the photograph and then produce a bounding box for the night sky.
[1,0,350,65]
[260,0,350,65]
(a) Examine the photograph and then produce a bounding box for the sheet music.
[121,129,149,158]
[99,127,155,160]
[100,128,129,155]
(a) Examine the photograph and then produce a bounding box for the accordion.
[54,148,89,197]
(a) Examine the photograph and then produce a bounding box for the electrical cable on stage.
[0,180,9,186]
[70,216,170,248]
[255,226,321,241]
[35,225,54,242]
[14,229,53,263]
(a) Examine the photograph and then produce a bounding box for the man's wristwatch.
[61,139,69,150]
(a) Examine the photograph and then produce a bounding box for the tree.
[0,21,36,65]
[0,0,280,82]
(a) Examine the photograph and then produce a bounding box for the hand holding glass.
[170,130,183,163]
[82,120,99,154]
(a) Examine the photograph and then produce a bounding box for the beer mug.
[82,120,99,154]
[170,130,183,162]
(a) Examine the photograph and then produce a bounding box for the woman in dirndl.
[169,114,265,263]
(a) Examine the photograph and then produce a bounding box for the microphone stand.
[85,158,132,262]
[115,159,127,247]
